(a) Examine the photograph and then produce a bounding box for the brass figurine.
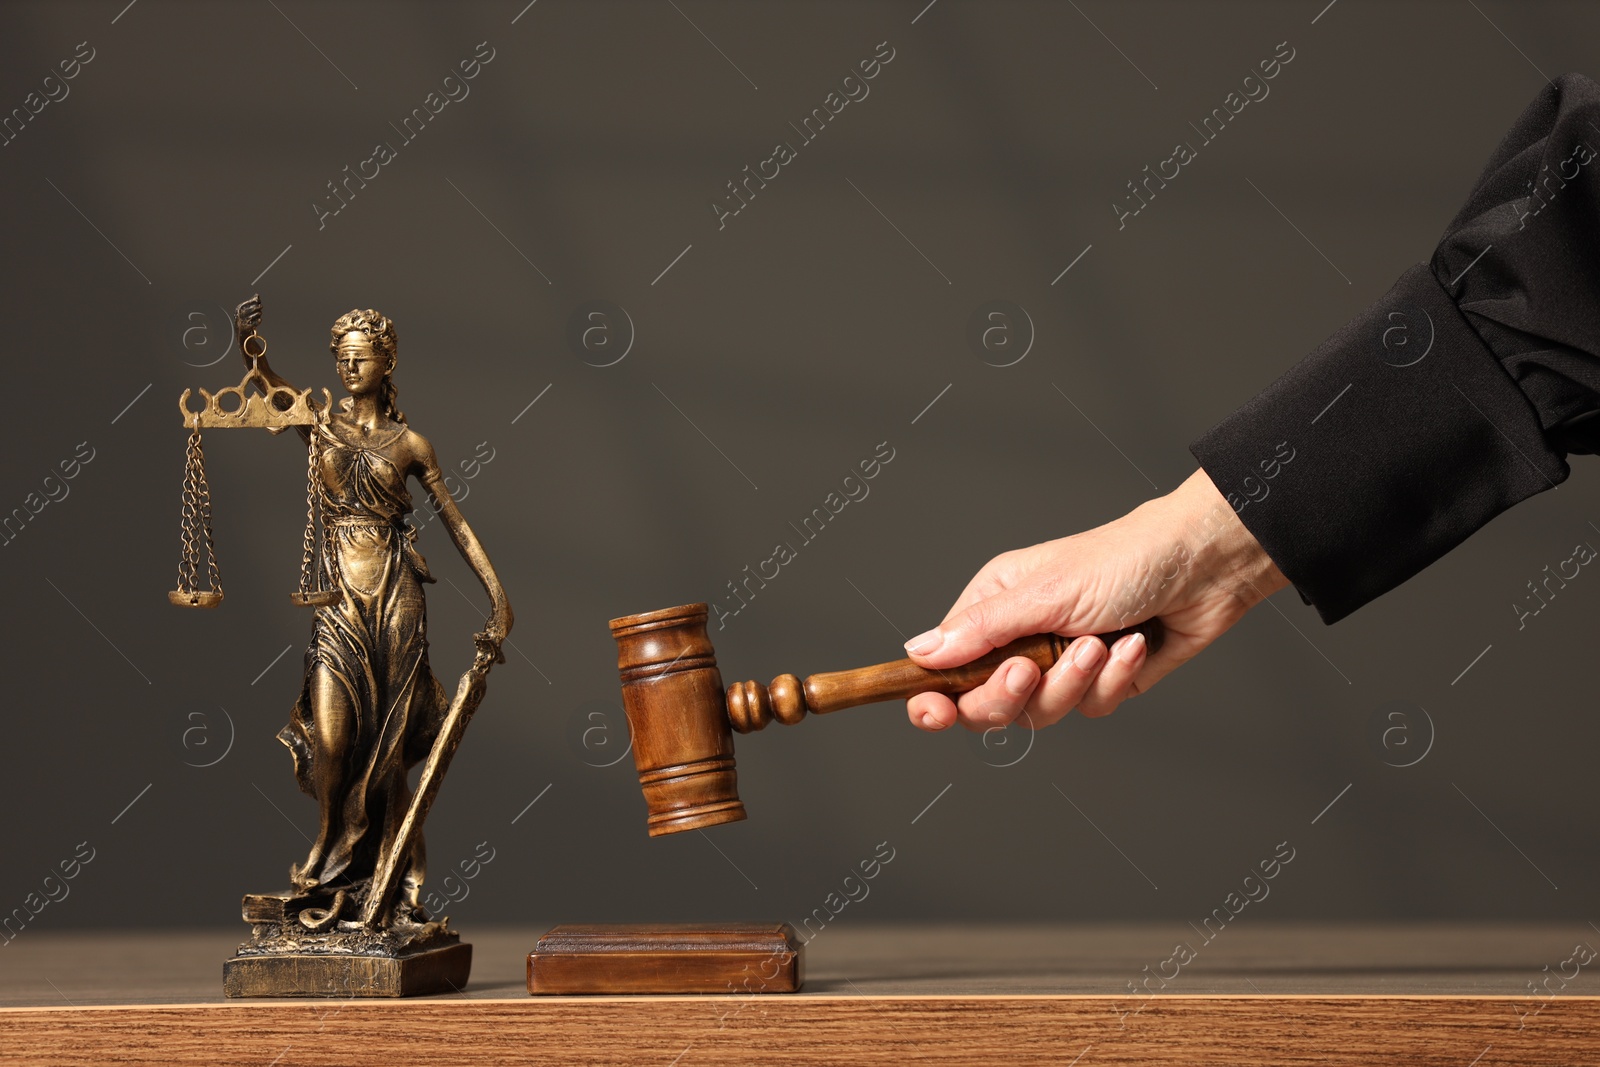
[173,295,513,997]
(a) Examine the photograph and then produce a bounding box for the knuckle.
[1030,676,1078,719]
[961,599,1000,636]
[1076,689,1121,718]
[959,688,1011,724]
[1027,570,1064,603]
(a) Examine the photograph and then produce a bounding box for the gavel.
[609,603,1165,837]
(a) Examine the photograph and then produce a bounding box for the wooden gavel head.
[609,603,746,838]
[609,602,1165,838]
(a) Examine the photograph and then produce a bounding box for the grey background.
[1,0,1596,939]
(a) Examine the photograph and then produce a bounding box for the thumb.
[904,584,1065,669]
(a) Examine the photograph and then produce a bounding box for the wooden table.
[2,923,1597,1064]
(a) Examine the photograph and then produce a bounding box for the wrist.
[1164,468,1291,608]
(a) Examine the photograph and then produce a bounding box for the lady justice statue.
[183,296,513,996]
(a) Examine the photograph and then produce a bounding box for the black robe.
[1190,72,1600,624]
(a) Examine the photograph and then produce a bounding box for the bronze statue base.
[223,941,472,998]
[224,891,471,997]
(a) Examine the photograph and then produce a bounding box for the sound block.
[527,923,803,995]
[223,942,471,998]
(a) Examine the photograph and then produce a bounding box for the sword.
[360,632,501,928]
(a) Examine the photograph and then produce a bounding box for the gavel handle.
[726,619,1165,731]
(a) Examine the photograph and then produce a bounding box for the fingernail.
[1005,661,1034,695]
[905,629,943,656]
[1113,631,1146,662]
[918,711,944,731]
[1071,638,1105,671]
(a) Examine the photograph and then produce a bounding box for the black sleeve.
[1189,72,1600,625]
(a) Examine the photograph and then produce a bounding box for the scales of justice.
[171,295,513,997]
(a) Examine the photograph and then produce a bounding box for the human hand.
[234,293,263,349]
[473,620,507,668]
[904,468,1290,732]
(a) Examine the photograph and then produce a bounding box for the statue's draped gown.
[278,421,449,910]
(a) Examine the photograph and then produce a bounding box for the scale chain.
[290,419,342,607]
[173,422,222,604]
[298,426,318,598]
[323,488,341,591]
[195,428,221,596]
[176,427,200,594]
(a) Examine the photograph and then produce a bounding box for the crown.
[177,356,329,430]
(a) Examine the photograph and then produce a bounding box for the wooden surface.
[527,922,802,994]
[3,923,1600,1064]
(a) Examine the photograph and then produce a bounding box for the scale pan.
[169,589,223,609]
